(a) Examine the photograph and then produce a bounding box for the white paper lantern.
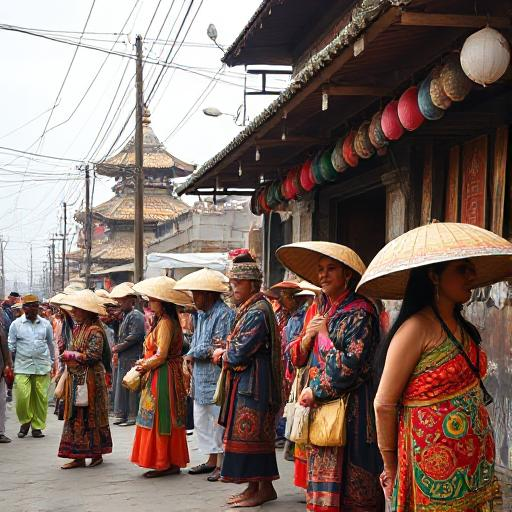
[460,27,511,86]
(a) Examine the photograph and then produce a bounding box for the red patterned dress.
[393,332,500,511]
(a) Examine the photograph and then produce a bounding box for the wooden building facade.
[179,0,512,473]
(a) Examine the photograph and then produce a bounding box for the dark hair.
[162,301,179,321]
[232,253,256,264]
[374,262,481,381]
[9,292,20,297]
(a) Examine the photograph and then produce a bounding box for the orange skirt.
[131,408,189,470]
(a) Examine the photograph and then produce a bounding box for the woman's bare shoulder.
[392,308,441,348]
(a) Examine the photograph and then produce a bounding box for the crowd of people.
[0,219,510,511]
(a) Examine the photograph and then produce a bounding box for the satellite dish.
[207,23,218,42]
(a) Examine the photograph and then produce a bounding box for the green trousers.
[14,374,51,430]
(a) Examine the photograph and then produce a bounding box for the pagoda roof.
[95,107,194,178]
[91,188,189,223]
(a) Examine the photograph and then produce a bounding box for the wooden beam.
[400,12,511,29]
[421,144,433,225]
[322,85,390,96]
[491,126,508,235]
[445,146,460,222]
[254,136,323,148]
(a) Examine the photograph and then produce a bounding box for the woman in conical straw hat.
[174,268,235,482]
[129,276,192,478]
[360,222,512,511]
[57,290,112,469]
[276,241,384,511]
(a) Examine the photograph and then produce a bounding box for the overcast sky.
[0,0,288,290]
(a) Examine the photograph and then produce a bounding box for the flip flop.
[89,457,103,467]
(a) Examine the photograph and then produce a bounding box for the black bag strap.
[432,309,493,406]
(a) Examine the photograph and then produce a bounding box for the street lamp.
[203,105,244,125]
[207,23,225,54]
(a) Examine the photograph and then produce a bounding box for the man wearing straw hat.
[211,253,282,507]
[8,294,54,438]
[174,268,234,482]
[110,282,145,427]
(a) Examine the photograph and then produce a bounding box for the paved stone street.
[0,400,302,512]
[2,399,511,512]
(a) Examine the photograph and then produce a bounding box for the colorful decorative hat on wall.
[381,100,404,140]
[354,121,375,159]
[398,86,425,131]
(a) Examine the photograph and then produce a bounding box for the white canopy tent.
[146,252,230,278]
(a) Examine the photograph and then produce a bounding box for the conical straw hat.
[296,280,321,296]
[132,276,192,306]
[357,222,512,300]
[109,282,136,299]
[59,289,107,316]
[49,293,69,305]
[94,289,118,306]
[265,280,301,299]
[276,242,366,287]
[174,268,229,293]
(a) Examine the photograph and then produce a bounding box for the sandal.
[188,463,216,475]
[61,460,86,470]
[207,467,221,482]
[89,457,103,468]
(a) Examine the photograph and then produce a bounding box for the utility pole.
[51,239,56,295]
[61,202,67,290]
[48,246,52,296]
[0,236,5,299]
[29,243,33,291]
[134,34,144,283]
[84,166,92,288]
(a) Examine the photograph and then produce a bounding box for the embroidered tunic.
[58,321,112,459]
[218,292,282,483]
[393,334,498,511]
[289,290,383,511]
[131,314,189,470]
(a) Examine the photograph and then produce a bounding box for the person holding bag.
[359,222,511,511]
[278,242,383,511]
[129,276,192,478]
[57,290,113,469]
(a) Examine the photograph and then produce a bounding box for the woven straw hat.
[265,280,302,298]
[276,242,366,287]
[59,289,107,316]
[357,222,512,300]
[174,268,229,293]
[49,293,69,305]
[296,280,321,296]
[109,282,136,299]
[94,289,118,306]
[132,276,192,306]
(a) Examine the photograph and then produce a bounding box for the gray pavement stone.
[0,401,303,512]
[2,400,509,511]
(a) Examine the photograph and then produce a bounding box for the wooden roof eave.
[178,5,512,194]
[178,5,403,194]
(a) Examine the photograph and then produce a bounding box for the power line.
[0,145,84,163]
[44,0,141,136]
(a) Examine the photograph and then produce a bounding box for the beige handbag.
[54,368,68,399]
[283,366,306,440]
[289,404,310,444]
[213,367,227,406]
[74,370,89,407]
[309,395,349,447]
[122,366,141,392]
